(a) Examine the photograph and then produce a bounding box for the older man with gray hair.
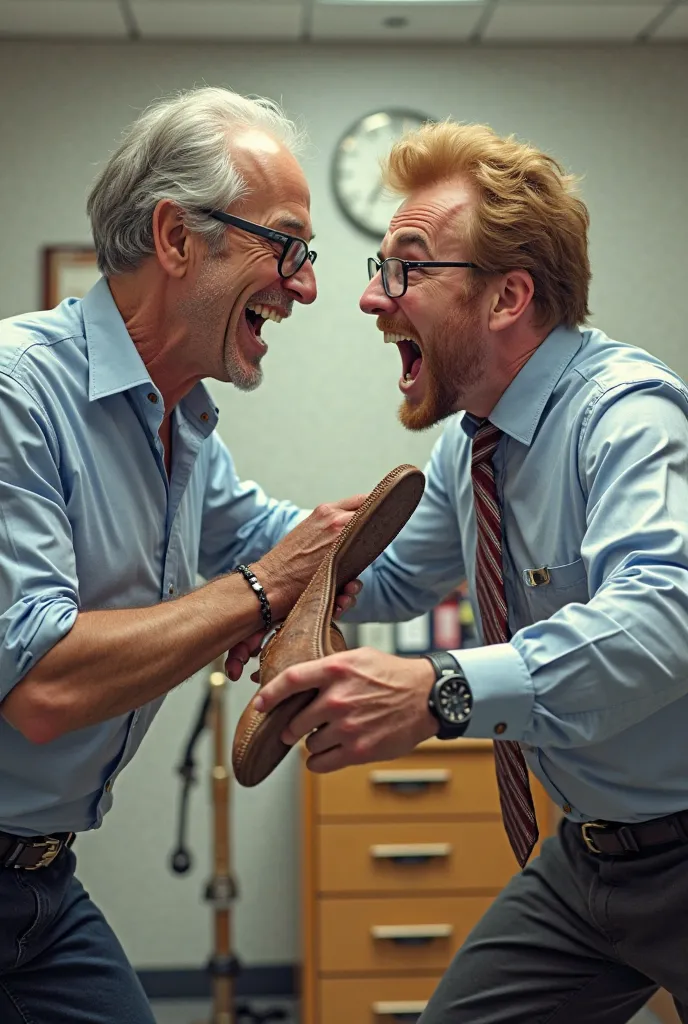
[0,86,362,1022]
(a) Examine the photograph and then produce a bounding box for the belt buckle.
[581,822,605,854]
[24,837,62,870]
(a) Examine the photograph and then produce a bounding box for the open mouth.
[384,332,423,385]
[244,302,286,342]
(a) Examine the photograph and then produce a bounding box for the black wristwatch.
[425,651,473,740]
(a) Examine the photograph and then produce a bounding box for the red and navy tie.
[471,421,539,867]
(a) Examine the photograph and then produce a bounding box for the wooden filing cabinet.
[300,738,555,1024]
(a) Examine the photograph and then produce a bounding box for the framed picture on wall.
[42,246,101,308]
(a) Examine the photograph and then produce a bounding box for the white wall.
[1,38,687,971]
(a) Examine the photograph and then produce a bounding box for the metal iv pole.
[169,656,287,1024]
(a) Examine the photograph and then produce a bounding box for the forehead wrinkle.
[387,194,472,259]
[274,213,313,241]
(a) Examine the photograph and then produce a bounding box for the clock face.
[331,109,432,241]
[438,676,472,725]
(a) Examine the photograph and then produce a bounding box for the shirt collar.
[462,324,583,446]
[82,277,153,401]
[80,276,218,435]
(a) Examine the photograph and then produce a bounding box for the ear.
[151,199,192,279]
[487,269,535,332]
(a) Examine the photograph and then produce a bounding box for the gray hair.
[86,86,305,277]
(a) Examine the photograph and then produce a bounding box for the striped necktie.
[471,420,539,868]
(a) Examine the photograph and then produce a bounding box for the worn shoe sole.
[231,464,425,787]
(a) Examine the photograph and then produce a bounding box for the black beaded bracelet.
[234,564,272,631]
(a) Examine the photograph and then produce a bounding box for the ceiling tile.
[483,3,661,41]
[130,1,302,39]
[134,0,298,6]
[651,3,688,38]
[0,0,127,37]
[311,1,485,41]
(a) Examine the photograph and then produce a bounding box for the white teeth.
[383,331,420,346]
[246,303,285,324]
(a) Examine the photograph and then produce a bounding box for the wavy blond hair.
[383,120,591,328]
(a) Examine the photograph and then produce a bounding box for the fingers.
[253,658,330,714]
[224,629,268,681]
[334,493,368,512]
[226,641,252,666]
[304,722,337,755]
[305,746,348,774]
[225,657,245,682]
[282,698,331,746]
[244,629,267,656]
[333,578,363,618]
[333,595,355,618]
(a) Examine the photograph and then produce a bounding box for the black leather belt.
[580,810,688,856]
[0,830,75,870]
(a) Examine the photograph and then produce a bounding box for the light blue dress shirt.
[353,325,688,825]
[0,278,303,837]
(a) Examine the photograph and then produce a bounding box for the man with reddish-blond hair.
[249,122,688,1022]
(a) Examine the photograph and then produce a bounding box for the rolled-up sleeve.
[0,373,79,698]
[458,382,688,747]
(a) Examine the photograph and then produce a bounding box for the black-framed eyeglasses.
[205,209,317,279]
[368,256,480,299]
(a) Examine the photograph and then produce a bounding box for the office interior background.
[1,1,687,1022]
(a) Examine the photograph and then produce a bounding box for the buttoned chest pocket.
[521,557,589,621]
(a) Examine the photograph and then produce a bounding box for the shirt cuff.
[447,643,534,741]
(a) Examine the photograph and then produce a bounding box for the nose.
[360,274,397,317]
[285,259,317,306]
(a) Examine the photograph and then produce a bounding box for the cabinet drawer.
[316,749,500,819]
[319,977,439,1024]
[317,821,516,894]
[319,895,493,974]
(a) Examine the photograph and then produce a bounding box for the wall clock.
[331,109,432,241]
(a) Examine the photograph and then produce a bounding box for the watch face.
[438,675,472,726]
[331,109,432,240]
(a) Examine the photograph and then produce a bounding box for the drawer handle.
[373,1000,427,1022]
[371,923,453,945]
[369,769,450,794]
[370,843,452,865]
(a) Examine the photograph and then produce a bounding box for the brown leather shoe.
[232,464,425,787]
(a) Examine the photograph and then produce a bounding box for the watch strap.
[425,650,460,677]
[425,650,470,740]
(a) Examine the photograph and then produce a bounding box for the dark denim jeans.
[0,846,156,1023]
